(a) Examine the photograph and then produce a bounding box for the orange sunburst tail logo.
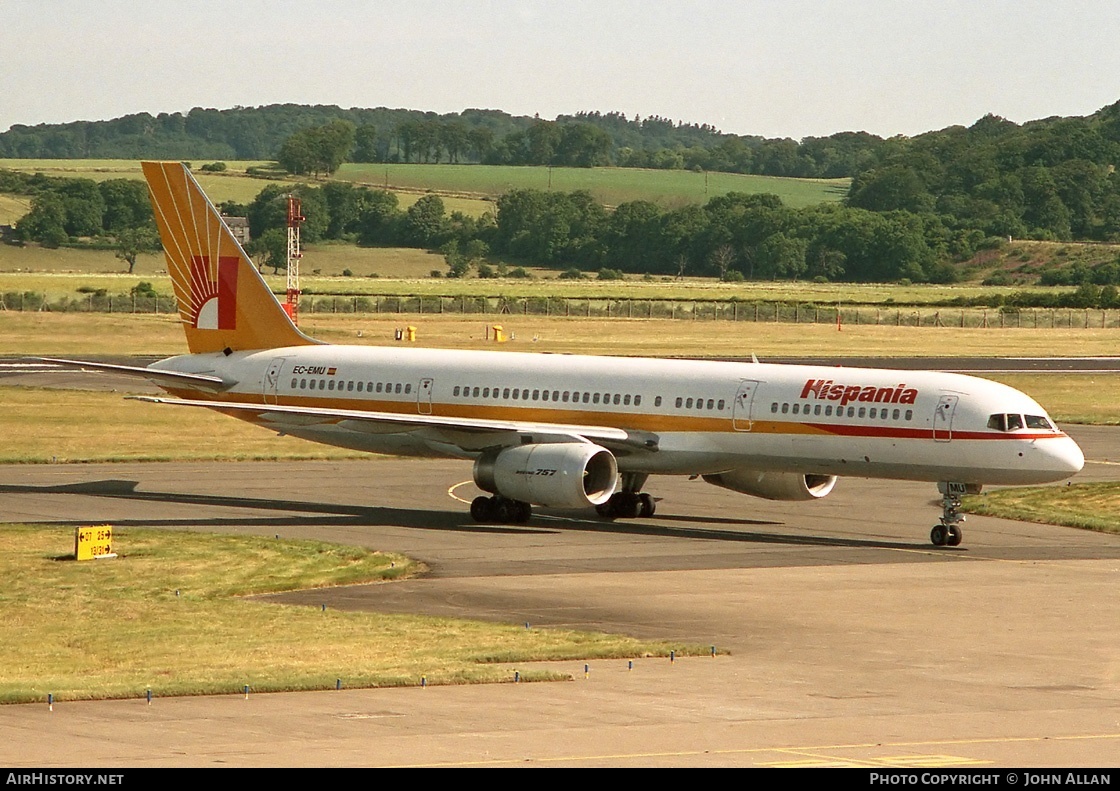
[189,255,239,330]
[142,161,316,354]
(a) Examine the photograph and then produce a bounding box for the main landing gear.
[930,482,971,547]
[470,495,531,524]
[596,473,656,519]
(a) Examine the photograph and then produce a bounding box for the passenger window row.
[673,397,726,411]
[452,386,642,407]
[771,401,913,421]
[292,378,412,395]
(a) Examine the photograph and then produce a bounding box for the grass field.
[1,158,847,209]
[0,241,1088,301]
[6,310,1120,359]
[338,162,849,208]
[963,482,1120,535]
[0,525,686,702]
[0,159,281,206]
[0,386,367,463]
[0,193,30,225]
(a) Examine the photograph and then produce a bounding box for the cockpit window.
[988,413,1032,431]
[1025,415,1053,430]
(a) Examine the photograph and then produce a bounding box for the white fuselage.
[154,344,1085,487]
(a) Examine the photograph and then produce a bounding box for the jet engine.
[473,443,618,508]
[702,470,837,501]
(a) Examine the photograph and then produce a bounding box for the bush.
[597,268,625,281]
[981,270,1013,286]
[199,162,227,172]
[558,267,585,280]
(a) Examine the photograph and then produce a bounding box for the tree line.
[226,181,1006,285]
[0,169,159,271]
[0,103,872,177]
[8,164,1120,304]
[7,101,1120,251]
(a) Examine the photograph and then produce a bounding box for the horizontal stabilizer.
[39,358,232,391]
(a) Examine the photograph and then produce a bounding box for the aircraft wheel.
[947,525,963,547]
[470,496,493,523]
[514,501,532,523]
[638,493,656,518]
[595,501,617,519]
[494,498,518,523]
[930,524,949,546]
[618,492,642,519]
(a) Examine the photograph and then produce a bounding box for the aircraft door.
[417,378,434,414]
[732,379,759,431]
[263,357,288,405]
[933,394,959,442]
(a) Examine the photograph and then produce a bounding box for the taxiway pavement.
[0,426,1117,766]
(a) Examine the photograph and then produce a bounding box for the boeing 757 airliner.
[47,162,1084,546]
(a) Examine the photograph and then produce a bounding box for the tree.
[555,123,612,167]
[99,178,152,233]
[847,166,932,213]
[246,227,289,274]
[403,195,447,247]
[442,238,489,278]
[16,193,67,246]
[276,120,356,176]
[709,244,737,280]
[755,233,807,280]
[114,226,160,274]
[356,190,401,245]
[352,124,380,163]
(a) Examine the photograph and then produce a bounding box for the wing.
[130,396,661,455]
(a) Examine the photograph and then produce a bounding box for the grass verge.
[962,482,1120,534]
[6,311,1120,359]
[0,386,367,463]
[0,525,688,703]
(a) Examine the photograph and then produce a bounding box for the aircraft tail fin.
[142,161,317,354]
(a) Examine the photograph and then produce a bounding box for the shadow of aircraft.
[0,478,945,552]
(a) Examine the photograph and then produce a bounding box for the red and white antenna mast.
[284,194,303,324]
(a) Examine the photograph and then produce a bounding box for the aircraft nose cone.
[1048,436,1085,476]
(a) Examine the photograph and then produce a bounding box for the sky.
[4,0,1120,141]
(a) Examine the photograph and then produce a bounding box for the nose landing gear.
[931,482,978,546]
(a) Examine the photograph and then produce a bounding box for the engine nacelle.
[473,443,618,508]
[702,470,838,501]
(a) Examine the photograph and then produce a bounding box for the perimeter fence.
[4,291,1120,329]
